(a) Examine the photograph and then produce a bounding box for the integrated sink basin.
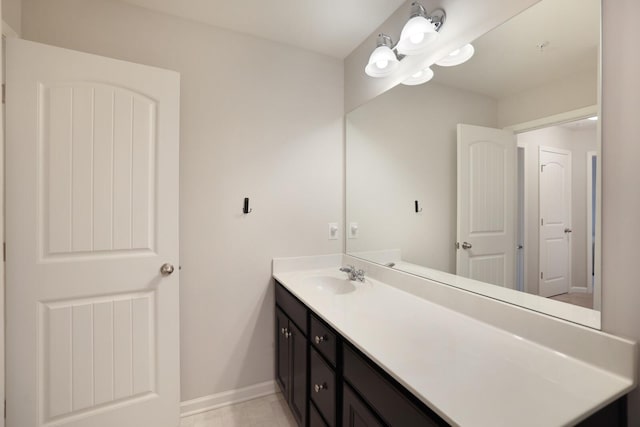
[310,276,356,294]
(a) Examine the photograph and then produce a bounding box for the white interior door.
[539,147,572,297]
[6,39,180,427]
[457,124,517,288]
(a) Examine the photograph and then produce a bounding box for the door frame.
[538,145,573,297]
[0,18,18,427]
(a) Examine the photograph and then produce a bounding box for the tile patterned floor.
[180,393,297,427]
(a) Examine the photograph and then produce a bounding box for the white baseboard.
[180,380,278,418]
[569,286,590,294]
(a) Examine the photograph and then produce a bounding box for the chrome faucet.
[340,265,365,282]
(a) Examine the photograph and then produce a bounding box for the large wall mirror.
[346,0,601,328]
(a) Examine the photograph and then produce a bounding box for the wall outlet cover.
[328,222,339,240]
[349,222,359,239]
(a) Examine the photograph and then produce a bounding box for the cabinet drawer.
[344,345,443,426]
[310,314,337,366]
[310,348,336,426]
[310,401,329,427]
[343,383,384,427]
[275,281,307,335]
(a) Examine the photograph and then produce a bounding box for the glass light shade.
[397,16,438,56]
[401,67,434,86]
[435,44,475,67]
[365,45,399,78]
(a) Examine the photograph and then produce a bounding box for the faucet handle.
[339,265,354,273]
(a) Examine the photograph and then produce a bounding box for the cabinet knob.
[314,335,327,344]
[314,383,327,393]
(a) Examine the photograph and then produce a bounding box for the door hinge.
[541,218,544,226]
[4,398,6,419]
[541,164,545,172]
[2,83,5,104]
[541,272,544,279]
[3,242,5,262]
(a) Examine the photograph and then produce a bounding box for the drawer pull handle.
[314,335,327,344]
[314,383,327,393]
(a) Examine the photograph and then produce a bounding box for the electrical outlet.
[349,222,359,239]
[328,223,339,240]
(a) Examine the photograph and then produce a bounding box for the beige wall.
[601,0,640,422]
[517,125,596,295]
[21,0,344,402]
[346,82,497,273]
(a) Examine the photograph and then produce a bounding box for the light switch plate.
[328,223,339,240]
[349,222,359,239]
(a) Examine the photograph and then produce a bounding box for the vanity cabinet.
[275,281,626,427]
[275,281,443,427]
[275,285,308,426]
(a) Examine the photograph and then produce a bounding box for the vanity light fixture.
[364,2,446,79]
[435,43,475,67]
[397,3,445,55]
[365,34,400,78]
[402,67,434,85]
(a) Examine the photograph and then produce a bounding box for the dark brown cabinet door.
[310,402,329,427]
[343,384,384,427]
[289,321,308,426]
[275,308,290,398]
[310,349,336,426]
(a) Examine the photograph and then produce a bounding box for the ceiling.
[115,0,406,58]
[431,0,599,100]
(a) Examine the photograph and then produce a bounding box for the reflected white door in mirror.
[456,124,517,289]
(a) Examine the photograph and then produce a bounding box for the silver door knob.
[160,263,175,276]
[314,335,326,344]
[461,242,473,250]
[564,228,573,233]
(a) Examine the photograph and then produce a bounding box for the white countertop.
[273,258,636,427]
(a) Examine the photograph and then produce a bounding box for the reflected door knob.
[461,242,473,250]
[160,263,175,276]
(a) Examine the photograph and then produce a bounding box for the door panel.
[457,124,517,288]
[6,38,180,427]
[539,148,572,297]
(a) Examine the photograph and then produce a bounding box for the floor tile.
[181,393,297,427]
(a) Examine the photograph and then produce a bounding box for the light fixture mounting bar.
[408,2,446,31]
[428,8,446,31]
